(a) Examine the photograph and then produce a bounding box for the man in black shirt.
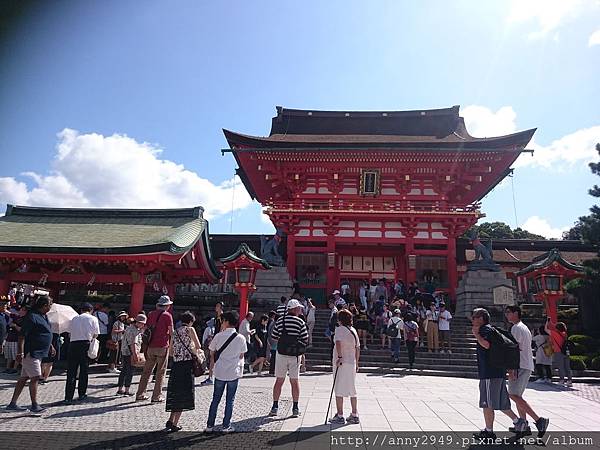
[471,308,519,441]
[5,295,54,414]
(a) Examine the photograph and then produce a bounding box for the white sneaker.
[108,368,120,374]
[440,350,445,354]
[222,425,235,433]
[566,380,573,387]
[204,427,213,433]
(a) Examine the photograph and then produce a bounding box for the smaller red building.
[0,205,220,314]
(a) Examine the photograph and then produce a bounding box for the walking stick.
[324,363,339,424]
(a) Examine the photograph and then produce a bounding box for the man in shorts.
[5,295,55,414]
[505,305,549,438]
[471,308,519,440]
[269,299,309,418]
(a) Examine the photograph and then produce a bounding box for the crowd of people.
[325,278,453,370]
[0,283,577,436]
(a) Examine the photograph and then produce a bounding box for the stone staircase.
[305,310,481,378]
[250,266,294,308]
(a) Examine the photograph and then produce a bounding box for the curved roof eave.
[222,128,537,150]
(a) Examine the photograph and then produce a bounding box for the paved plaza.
[1,369,599,448]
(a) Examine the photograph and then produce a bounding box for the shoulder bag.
[174,326,206,377]
[214,331,239,363]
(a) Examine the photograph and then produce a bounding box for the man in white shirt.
[505,305,549,438]
[205,311,247,433]
[238,311,255,344]
[438,302,453,354]
[63,302,99,403]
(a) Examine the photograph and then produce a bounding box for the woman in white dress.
[329,309,360,424]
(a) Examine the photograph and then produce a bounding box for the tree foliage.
[464,221,546,240]
[562,144,600,287]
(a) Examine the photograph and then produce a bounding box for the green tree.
[464,222,546,240]
[580,144,600,280]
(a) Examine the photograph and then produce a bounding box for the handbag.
[542,343,554,357]
[87,338,99,359]
[131,353,146,368]
[175,327,206,377]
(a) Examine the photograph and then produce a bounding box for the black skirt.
[166,360,195,412]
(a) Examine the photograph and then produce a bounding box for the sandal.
[116,390,125,396]
[151,397,165,403]
[136,395,149,401]
[124,392,134,396]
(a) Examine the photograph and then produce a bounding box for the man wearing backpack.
[471,308,520,441]
[388,309,404,363]
[135,296,173,402]
[269,299,309,418]
[505,306,549,438]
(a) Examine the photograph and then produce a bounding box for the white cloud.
[507,0,586,39]
[521,216,569,239]
[589,29,600,46]
[513,125,600,169]
[462,105,517,137]
[0,128,253,219]
[462,105,600,171]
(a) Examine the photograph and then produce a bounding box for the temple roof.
[515,248,586,276]
[220,243,271,269]
[223,105,536,150]
[0,205,214,258]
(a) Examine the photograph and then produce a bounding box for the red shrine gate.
[224,106,535,304]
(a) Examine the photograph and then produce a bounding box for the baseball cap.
[287,299,303,310]
[394,309,401,314]
[332,290,341,295]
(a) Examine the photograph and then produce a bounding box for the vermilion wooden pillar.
[0,277,10,296]
[130,275,145,316]
[287,235,296,286]
[447,237,458,302]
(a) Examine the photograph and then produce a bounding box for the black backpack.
[386,319,400,338]
[487,326,520,370]
[277,316,307,357]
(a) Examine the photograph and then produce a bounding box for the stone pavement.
[0,370,599,448]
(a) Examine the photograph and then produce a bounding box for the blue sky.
[1,1,599,237]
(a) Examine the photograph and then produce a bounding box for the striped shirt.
[271,314,309,345]
[276,303,288,317]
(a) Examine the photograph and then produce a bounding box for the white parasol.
[47,303,78,334]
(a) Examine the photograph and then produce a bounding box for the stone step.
[306,364,479,379]
[306,356,477,366]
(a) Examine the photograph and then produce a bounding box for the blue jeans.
[391,338,401,359]
[207,378,239,428]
